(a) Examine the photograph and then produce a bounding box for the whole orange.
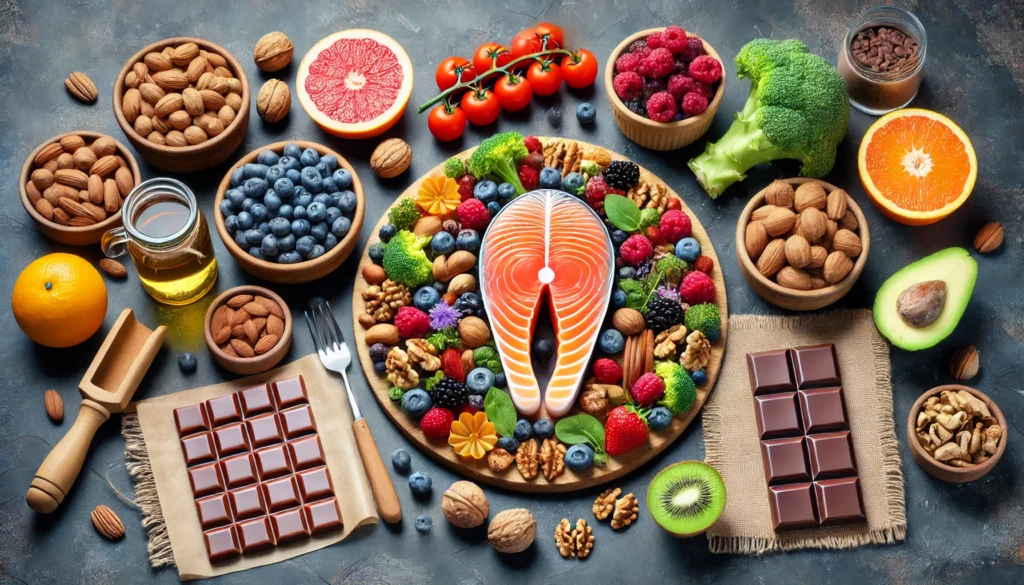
[12,253,107,348]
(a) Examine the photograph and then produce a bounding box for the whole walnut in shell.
[487,508,536,553]
[442,481,489,528]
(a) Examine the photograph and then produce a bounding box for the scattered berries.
[599,329,625,354]
[615,52,642,74]
[178,352,197,373]
[644,48,675,78]
[647,406,673,430]
[456,198,490,231]
[408,471,432,495]
[688,55,723,83]
[593,358,623,384]
[661,25,689,55]
[694,81,715,100]
[667,75,697,101]
[627,39,650,56]
[681,92,709,117]
[415,514,433,533]
[679,270,716,304]
[645,91,678,122]
[620,234,654,265]
[391,448,411,473]
[613,71,643,100]
[631,372,666,407]
[457,174,476,201]
[419,407,454,439]
[394,306,430,339]
[694,255,714,274]
[523,135,542,153]
[440,348,465,382]
[518,164,539,191]
[585,174,622,213]
[659,210,692,243]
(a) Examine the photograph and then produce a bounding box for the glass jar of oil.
[101,178,217,305]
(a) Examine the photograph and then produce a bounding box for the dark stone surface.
[1,0,1022,583]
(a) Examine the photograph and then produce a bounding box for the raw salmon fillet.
[479,190,614,418]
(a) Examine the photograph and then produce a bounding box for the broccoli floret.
[656,256,688,285]
[688,39,850,198]
[580,160,601,178]
[618,278,646,296]
[472,346,503,374]
[423,371,444,392]
[655,361,696,415]
[388,198,422,230]
[443,157,467,179]
[468,131,528,195]
[427,327,461,351]
[639,208,662,229]
[389,386,405,402]
[382,230,434,288]
[684,303,722,341]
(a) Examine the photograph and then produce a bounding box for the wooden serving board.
[351,139,728,493]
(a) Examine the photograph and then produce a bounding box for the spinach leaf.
[555,414,605,449]
[484,388,516,438]
[604,194,641,233]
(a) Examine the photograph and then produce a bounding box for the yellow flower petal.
[450,420,469,436]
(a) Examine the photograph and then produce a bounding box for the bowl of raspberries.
[604,26,725,151]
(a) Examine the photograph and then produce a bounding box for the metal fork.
[306,299,402,524]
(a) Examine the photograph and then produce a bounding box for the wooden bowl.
[604,28,725,151]
[213,141,365,283]
[204,285,292,375]
[112,37,250,173]
[735,178,870,311]
[907,384,1007,482]
[19,131,142,246]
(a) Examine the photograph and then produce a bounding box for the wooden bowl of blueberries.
[214,141,365,283]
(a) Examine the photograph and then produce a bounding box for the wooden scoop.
[26,309,166,513]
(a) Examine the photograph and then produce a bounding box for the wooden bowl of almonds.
[19,131,142,245]
[907,384,1006,482]
[204,285,292,375]
[113,37,250,173]
[735,178,870,311]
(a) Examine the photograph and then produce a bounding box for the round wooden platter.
[351,139,728,493]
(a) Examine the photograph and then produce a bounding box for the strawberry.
[420,407,454,439]
[441,348,465,382]
[605,405,649,456]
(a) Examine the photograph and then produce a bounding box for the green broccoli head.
[382,230,434,288]
[655,361,696,415]
[656,256,688,285]
[426,327,461,352]
[389,386,405,401]
[580,160,601,178]
[472,346,503,374]
[688,38,849,198]
[684,303,721,341]
[423,371,444,392]
[388,198,422,230]
[443,157,467,179]
[468,131,528,195]
[640,208,662,229]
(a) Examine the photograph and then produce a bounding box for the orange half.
[858,108,977,225]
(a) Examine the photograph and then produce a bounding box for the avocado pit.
[897,280,946,328]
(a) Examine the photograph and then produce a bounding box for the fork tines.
[305,300,345,353]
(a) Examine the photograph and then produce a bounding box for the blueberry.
[236,211,254,230]
[243,177,268,198]
[219,200,235,218]
[453,292,483,316]
[531,339,553,365]
[178,352,197,373]
[283,142,302,158]
[564,444,595,471]
[234,231,248,248]
[265,165,285,185]
[539,167,562,189]
[288,219,309,237]
[278,233,296,252]
[468,394,484,410]
[312,193,331,206]
[613,289,627,308]
[599,329,625,354]
[278,250,302,264]
[274,178,295,199]
[293,205,307,220]
[321,154,339,172]
[230,166,245,187]
[321,177,338,193]
[331,216,351,237]
[430,231,455,255]
[497,436,519,453]
[300,148,320,167]
[466,367,495,395]
[474,180,498,203]
[391,449,411,473]
[401,389,432,418]
[246,229,266,247]
[296,235,317,257]
[250,203,268,222]
[514,419,533,442]
[243,163,269,180]
[264,190,282,211]
[224,214,240,233]
[562,172,585,194]
[261,234,279,256]
[335,190,357,213]
[325,233,338,250]
[456,229,480,252]
[486,201,501,216]
[373,361,387,374]
[675,237,701,262]
[611,229,629,246]
[257,150,280,166]
[279,155,300,171]
[277,204,294,220]
[648,406,673,430]
[241,197,254,212]
[311,221,329,241]
[295,191,313,208]
[247,246,264,260]
[369,343,390,363]
[306,201,327,222]
[496,182,516,201]
[414,286,441,311]
[414,515,432,533]
[285,168,302,184]
[325,207,342,225]
[691,369,708,386]
[257,221,270,235]
[619,266,636,280]
[332,169,353,190]
[226,188,246,208]
[315,161,331,179]
[368,242,386,264]
[408,472,432,495]
[576,102,596,124]
[533,418,554,439]
[494,373,506,388]
[673,112,684,122]
[301,167,323,193]
[309,244,326,260]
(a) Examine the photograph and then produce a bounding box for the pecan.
[385,347,419,390]
[560,140,581,177]
[540,438,566,482]
[611,493,639,530]
[515,439,539,480]
[593,487,621,521]
[487,447,515,472]
[361,285,389,322]
[654,324,687,359]
[680,330,711,372]
[406,338,441,371]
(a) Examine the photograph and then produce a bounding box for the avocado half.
[873,247,977,351]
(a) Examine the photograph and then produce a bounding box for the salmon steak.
[479,190,615,418]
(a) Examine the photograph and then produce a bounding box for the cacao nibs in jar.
[851,26,920,76]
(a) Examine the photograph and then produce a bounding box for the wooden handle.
[352,417,402,523]
[26,400,110,513]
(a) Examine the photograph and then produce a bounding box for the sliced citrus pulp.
[297,29,413,139]
[858,108,976,225]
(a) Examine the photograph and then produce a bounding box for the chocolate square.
[174,404,209,437]
[181,432,217,466]
[254,445,292,480]
[806,431,857,480]
[798,387,848,433]
[270,508,309,543]
[755,392,802,439]
[213,423,250,457]
[287,436,326,471]
[280,405,317,439]
[747,350,796,395]
[768,483,818,531]
[195,494,231,530]
[228,485,265,521]
[791,344,841,389]
[760,437,810,485]
[219,453,257,489]
[272,376,308,410]
[206,394,242,427]
[304,498,342,534]
[246,413,283,449]
[203,525,240,562]
[296,466,334,502]
[239,384,275,417]
[814,477,865,525]
[236,516,275,552]
[189,462,224,497]
[262,476,301,512]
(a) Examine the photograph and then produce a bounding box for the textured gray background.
[1,0,1022,583]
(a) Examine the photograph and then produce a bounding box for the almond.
[143,52,173,71]
[745,220,768,260]
[810,276,827,289]
[243,301,270,318]
[266,314,285,337]
[185,56,208,83]
[254,334,279,355]
[218,105,236,127]
[168,110,192,131]
[230,338,256,358]
[122,88,142,123]
[152,69,189,90]
[756,239,787,277]
[230,309,251,327]
[99,258,127,278]
[184,125,208,145]
[777,266,813,290]
[763,207,797,237]
[90,136,117,157]
[25,181,42,205]
[139,82,165,104]
[826,189,848,220]
[59,135,85,153]
[195,114,224,137]
[839,209,858,231]
[808,246,828,269]
[362,264,387,285]
[91,505,125,540]
[823,251,854,283]
[365,324,400,346]
[973,222,1004,254]
[31,168,55,190]
[171,42,200,66]
[793,182,827,212]
[34,198,55,221]
[250,317,267,335]
[832,229,862,258]
[226,294,253,309]
[81,202,107,222]
[34,143,64,166]
[214,66,234,78]
[56,153,75,170]
[73,146,98,171]
[44,183,78,205]
[90,155,120,178]
[799,207,827,243]
[55,168,89,190]
[103,179,120,213]
[254,296,284,319]
[44,389,64,423]
[58,197,90,218]
[243,319,260,345]
[181,87,204,116]
[68,216,97,227]
[154,92,184,118]
[213,325,231,345]
[763,180,795,208]
[222,343,238,358]
[225,92,243,110]
[784,235,811,268]
[65,72,98,103]
[199,89,226,111]
[114,167,134,197]
[211,305,233,331]
[204,51,228,69]
[52,208,70,225]
[133,115,154,137]
[165,130,188,147]
[132,62,148,81]
[824,220,839,249]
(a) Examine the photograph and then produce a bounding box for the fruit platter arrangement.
[353,131,727,491]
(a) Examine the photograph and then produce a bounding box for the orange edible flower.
[448,411,498,459]
[416,174,461,217]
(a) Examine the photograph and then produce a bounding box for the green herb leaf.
[555,414,606,450]
[484,388,516,437]
[593,451,608,467]
[604,194,641,232]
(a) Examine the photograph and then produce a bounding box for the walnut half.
[555,518,594,559]
[593,487,621,521]
[611,493,639,530]
[516,439,539,480]
[540,439,566,482]
[554,518,574,558]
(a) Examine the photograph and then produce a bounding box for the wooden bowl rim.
[213,140,366,277]
[112,36,250,155]
[603,28,726,130]
[19,131,142,234]
[735,177,871,300]
[906,384,1007,477]
[203,285,294,368]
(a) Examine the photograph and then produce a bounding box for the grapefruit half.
[297,30,413,139]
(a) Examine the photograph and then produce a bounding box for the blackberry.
[429,376,468,409]
[644,297,684,332]
[624,98,647,117]
[603,161,641,191]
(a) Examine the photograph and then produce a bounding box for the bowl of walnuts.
[735,178,870,310]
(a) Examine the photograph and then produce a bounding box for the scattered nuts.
[555,518,575,558]
[949,345,979,380]
[44,389,63,423]
[254,31,293,72]
[441,480,489,528]
[458,316,490,349]
[362,264,387,286]
[515,438,539,481]
[555,518,594,559]
[212,294,284,359]
[486,447,515,472]
[256,78,290,123]
[370,138,412,178]
[99,258,128,278]
[593,487,620,521]
[610,493,639,530]
[65,72,98,103]
[973,222,1004,254]
[385,347,418,389]
[539,438,566,481]
[488,508,536,553]
[91,505,125,540]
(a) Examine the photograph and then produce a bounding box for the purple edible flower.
[657,286,679,301]
[429,300,461,331]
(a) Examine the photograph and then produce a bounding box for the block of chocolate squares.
[173,376,343,562]
[747,344,866,531]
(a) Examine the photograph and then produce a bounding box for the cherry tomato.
[435,56,475,91]
[533,22,565,48]
[562,49,598,88]
[511,28,543,59]
[494,74,533,111]
[472,43,513,78]
[460,89,501,126]
[428,102,466,141]
[526,60,562,96]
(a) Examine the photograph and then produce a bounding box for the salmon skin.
[478,190,615,418]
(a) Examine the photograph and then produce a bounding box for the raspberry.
[630,372,666,407]
[521,151,544,170]
[643,78,667,99]
[679,270,716,304]
[440,348,465,382]
[644,48,675,79]
[661,25,689,55]
[673,59,688,75]
[456,198,490,231]
[681,37,705,62]
[523,135,542,153]
[681,92,709,117]
[694,255,714,274]
[667,75,697,101]
[688,55,723,83]
[518,164,539,191]
[694,81,715,100]
[620,234,654,266]
[394,306,430,339]
[584,175,622,213]
[613,71,643,100]
[615,52,642,74]
[420,407,454,439]
[592,358,623,384]
[645,32,665,49]
[645,91,678,123]
[659,209,692,243]
[457,175,476,201]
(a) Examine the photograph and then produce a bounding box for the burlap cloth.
[702,310,906,553]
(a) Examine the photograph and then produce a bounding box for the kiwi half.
[646,460,726,537]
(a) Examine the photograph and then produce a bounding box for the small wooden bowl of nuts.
[204,285,292,375]
[735,178,870,311]
[907,385,1006,482]
[19,131,142,246]
[113,37,250,173]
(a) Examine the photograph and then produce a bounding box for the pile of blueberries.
[220,143,358,264]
